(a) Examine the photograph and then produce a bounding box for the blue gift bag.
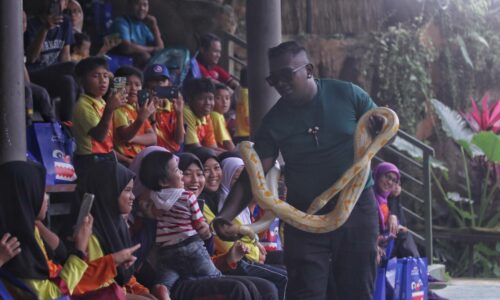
[389,257,428,300]
[27,122,77,185]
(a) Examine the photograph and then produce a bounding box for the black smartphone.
[48,0,62,16]
[138,89,150,107]
[155,86,179,100]
[74,193,94,235]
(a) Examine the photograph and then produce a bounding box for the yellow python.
[236,107,399,239]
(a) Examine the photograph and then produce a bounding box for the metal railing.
[374,130,435,260]
[219,31,247,78]
[220,30,436,260]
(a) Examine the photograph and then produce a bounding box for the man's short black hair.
[183,78,215,104]
[75,56,109,79]
[139,151,175,191]
[71,32,90,53]
[115,65,144,83]
[200,33,221,50]
[268,41,306,60]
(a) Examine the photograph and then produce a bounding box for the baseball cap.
[144,64,170,82]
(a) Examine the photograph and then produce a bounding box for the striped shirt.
[152,189,205,247]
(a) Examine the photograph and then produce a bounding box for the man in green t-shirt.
[214,41,386,300]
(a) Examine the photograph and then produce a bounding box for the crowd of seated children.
[143,64,185,153]
[72,56,126,177]
[192,148,288,300]
[211,84,236,151]
[139,151,221,291]
[111,0,164,68]
[24,0,79,122]
[196,33,240,91]
[113,66,157,166]
[127,147,280,300]
[183,78,226,153]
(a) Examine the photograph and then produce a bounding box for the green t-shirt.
[254,79,376,211]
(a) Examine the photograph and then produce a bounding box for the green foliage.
[472,131,500,162]
[359,25,434,133]
[434,0,500,109]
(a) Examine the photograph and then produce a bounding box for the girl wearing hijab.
[192,148,288,300]
[373,162,419,258]
[75,161,156,299]
[0,161,90,300]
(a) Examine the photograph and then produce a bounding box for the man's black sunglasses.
[266,63,311,86]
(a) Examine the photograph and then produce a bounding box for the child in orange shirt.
[113,66,157,166]
[144,64,185,153]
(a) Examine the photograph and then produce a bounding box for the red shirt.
[197,59,232,84]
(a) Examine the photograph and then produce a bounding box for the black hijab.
[189,147,223,214]
[0,161,49,279]
[77,162,135,285]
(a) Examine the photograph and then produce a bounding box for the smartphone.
[112,76,127,95]
[48,0,62,17]
[74,193,94,235]
[138,89,150,107]
[155,86,178,100]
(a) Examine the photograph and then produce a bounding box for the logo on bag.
[52,150,77,182]
[410,266,424,300]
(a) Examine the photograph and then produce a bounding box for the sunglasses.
[266,63,310,86]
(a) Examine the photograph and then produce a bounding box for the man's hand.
[43,15,63,30]
[195,221,212,240]
[144,15,158,28]
[368,113,385,138]
[0,233,21,266]
[112,243,141,269]
[212,217,242,241]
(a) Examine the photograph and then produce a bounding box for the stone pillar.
[246,0,281,137]
[0,0,26,163]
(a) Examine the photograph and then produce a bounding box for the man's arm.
[59,45,71,62]
[144,15,164,49]
[214,157,275,240]
[26,15,64,63]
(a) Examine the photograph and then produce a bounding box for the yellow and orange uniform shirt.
[210,111,232,148]
[155,101,181,152]
[72,94,113,155]
[235,87,250,138]
[113,103,153,158]
[184,106,217,148]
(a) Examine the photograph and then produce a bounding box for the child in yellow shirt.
[211,84,235,151]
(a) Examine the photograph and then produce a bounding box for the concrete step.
[431,279,500,300]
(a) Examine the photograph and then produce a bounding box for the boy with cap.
[144,64,185,153]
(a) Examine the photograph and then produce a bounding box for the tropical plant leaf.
[456,35,474,68]
[430,99,484,158]
[468,31,490,48]
[472,131,500,163]
[391,137,448,171]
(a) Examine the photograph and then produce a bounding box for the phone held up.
[137,89,150,107]
[48,0,62,17]
[112,76,127,95]
[74,193,94,235]
[154,86,179,100]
